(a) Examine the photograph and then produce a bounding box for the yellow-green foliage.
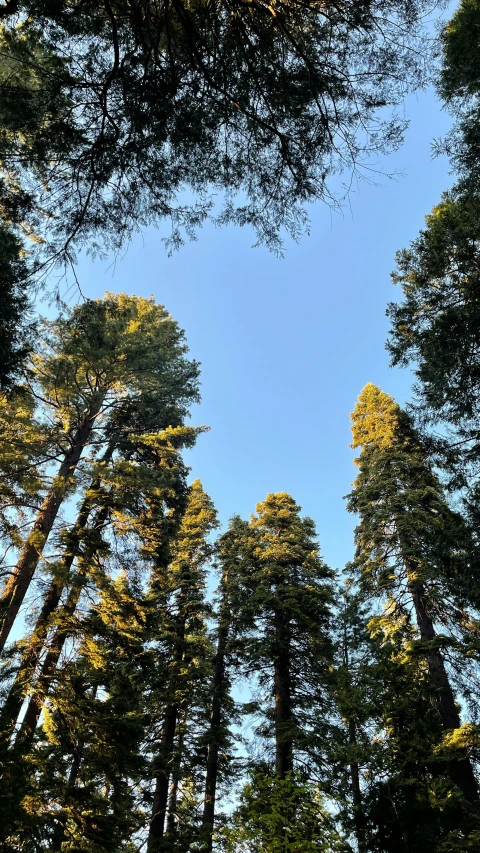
[350,383,400,457]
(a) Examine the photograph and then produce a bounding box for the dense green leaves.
[0,0,441,270]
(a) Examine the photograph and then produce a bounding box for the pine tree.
[347,384,480,809]
[147,479,218,853]
[201,516,250,853]
[221,493,336,851]
[0,293,200,651]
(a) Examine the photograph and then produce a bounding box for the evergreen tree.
[201,516,249,853]
[332,583,476,852]
[347,384,480,814]
[0,293,200,651]
[222,493,335,851]
[387,0,480,501]
[15,573,148,852]
[147,479,218,853]
[387,190,480,466]
[0,425,198,847]
[0,223,31,386]
[331,588,372,853]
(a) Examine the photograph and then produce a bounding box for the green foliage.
[220,768,345,853]
[0,0,440,270]
[146,480,219,851]
[388,192,480,429]
[348,385,476,607]
[0,223,31,385]
[236,493,335,767]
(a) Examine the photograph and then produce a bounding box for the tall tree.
[387,190,480,457]
[222,493,335,851]
[0,423,198,847]
[245,493,334,780]
[201,516,249,853]
[347,383,480,807]
[147,479,218,853]
[387,0,480,504]
[0,293,199,651]
[0,423,200,748]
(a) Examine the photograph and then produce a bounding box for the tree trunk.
[148,702,179,851]
[202,584,230,852]
[274,611,293,779]
[349,718,367,853]
[166,715,187,837]
[0,395,104,651]
[148,618,186,853]
[17,504,110,745]
[408,566,478,802]
[0,472,108,742]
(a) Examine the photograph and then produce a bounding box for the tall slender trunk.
[166,714,187,837]
[16,503,110,745]
[202,583,230,853]
[148,618,186,853]
[0,466,110,742]
[407,563,478,802]
[341,620,367,853]
[0,395,104,651]
[166,771,179,837]
[274,610,292,779]
[348,717,367,853]
[148,703,179,851]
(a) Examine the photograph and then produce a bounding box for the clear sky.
[72,85,453,573]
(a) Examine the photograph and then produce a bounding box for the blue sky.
[73,86,454,573]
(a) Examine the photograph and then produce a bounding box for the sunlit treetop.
[350,383,401,456]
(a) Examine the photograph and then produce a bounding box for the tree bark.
[17,504,110,745]
[148,702,179,851]
[148,618,186,853]
[348,718,367,853]
[0,395,104,651]
[166,715,187,837]
[408,565,478,802]
[274,611,293,779]
[0,473,108,743]
[202,583,230,852]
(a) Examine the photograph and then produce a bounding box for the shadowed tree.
[0,0,443,277]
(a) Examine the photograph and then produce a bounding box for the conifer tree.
[15,573,148,852]
[221,493,336,851]
[0,425,199,847]
[387,0,480,503]
[201,515,250,852]
[147,479,218,853]
[0,424,199,749]
[331,588,372,853]
[0,293,199,651]
[332,583,474,852]
[347,384,480,809]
